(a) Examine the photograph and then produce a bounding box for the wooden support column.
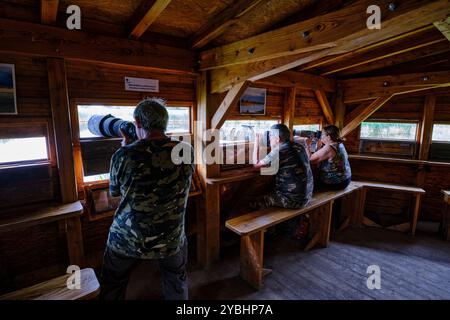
[314,90,334,125]
[283,87,296,137]
[47,58,85,267]
[334,86,345,131]
[47,58,77,203]
[65,217,85,267]
[418,95,436,160]
[196,72,221,268]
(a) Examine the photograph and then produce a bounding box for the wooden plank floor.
[126,226,450,300]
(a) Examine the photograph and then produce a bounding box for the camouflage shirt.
[261,141,314,208]
[107,138,194,259]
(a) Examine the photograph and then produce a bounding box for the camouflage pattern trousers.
[100,241,188,300]
[251,191,309,210]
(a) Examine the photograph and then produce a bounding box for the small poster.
[0,64,17,114]
[240,87,266,115]
[125,76,159,92]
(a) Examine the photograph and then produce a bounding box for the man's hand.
[120,128,134,147]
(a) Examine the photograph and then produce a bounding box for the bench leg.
[65,217,85,268]
[350,188,367,227]
[410,194,422,236]
[240,231,264,290]
[305,201,333,251]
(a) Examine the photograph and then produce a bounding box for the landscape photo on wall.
[0,64,17,114]
[240,87,266,115]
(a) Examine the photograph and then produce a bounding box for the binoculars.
[88,114,137,141]
[294,130,322,140]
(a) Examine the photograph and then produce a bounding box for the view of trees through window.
[78,104,190,139]
[220,120,279,144]
[293,124,320,132]
[0,137,48,164]
[432,124,450,142]
[360,122,418,141]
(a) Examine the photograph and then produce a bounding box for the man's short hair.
[134,98,169,131]
[270,124,291,142]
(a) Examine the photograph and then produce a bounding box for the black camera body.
[88,114,137,141]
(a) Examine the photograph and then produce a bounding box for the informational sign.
[125,77,159,92]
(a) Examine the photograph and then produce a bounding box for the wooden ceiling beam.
[41,0,59,25]
[255,71,336,92]
[0,18,196,74]
[211,81,251,131]
[129,0,172,39]
[299,25,435,72]
[208,0,450,93]
[333,41,450,77]
[314,90,335,125]
[340,71,450,104]
[200,0,450,71]
[190,0,264,49]
[319,30,448,76]
[341,96,393,137]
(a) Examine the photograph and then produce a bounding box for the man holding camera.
[100,98,194,300]
[252,124,314,209]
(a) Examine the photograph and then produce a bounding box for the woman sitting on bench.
[306,125,352,190]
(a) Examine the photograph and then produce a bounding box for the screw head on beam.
[248,47,255,55]
[388,2,397,11]
[423,76,429,81]
[383,81,390,87]
[302,30,310,38]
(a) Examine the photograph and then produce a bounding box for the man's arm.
[109,150,123,197]
[252,133,270,170]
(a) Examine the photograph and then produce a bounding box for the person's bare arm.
[310,144,335,165]
[252,133,268,170]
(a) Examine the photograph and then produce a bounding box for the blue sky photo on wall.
[0,64,17,114]
[240,87,266,115]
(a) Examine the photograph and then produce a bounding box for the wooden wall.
[345,93,450,223]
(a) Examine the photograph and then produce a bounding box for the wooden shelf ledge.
[349,154,450,167]
[0,201,83,234]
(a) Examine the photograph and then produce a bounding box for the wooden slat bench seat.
[0,268,100,300]
[354,181,426,236]
[226,181,364,289]
[0,201,85,266]
[225,180,425,289]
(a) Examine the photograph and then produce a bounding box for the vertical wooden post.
[283,87,296,137]
[334,86,345,131]
[410,193,423,236]
[47,58,85,267]
[66,217,85,267]
[196,71,221,268]
[418,95,436,160]
[240,231,264,289]
[47,58,77,203]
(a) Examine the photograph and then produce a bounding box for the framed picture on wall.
[0,64,17,114]
[240,87,266,115]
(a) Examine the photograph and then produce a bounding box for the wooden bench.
[0,268,100,300]
[0,201,85,266]
[442,190,450,241]
[354,181,426,236]
[226,181,363,289]
[225,180,425,289]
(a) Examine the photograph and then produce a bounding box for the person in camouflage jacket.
[100,98,194,300]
